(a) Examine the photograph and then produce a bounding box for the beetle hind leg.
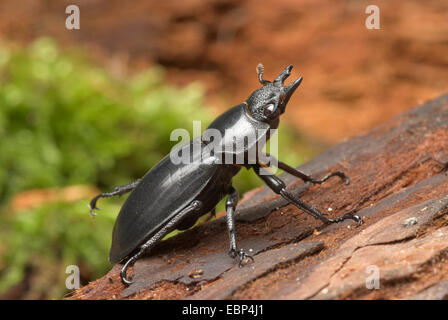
[120,200,202,286]
[120,253,140,285]
[89,179,141,216]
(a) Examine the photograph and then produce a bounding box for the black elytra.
[90,64,361,285]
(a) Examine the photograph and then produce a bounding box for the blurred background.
[0,0,446,299]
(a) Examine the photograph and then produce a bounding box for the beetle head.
[246,64,302,123]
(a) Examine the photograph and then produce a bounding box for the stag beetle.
[90,64,361,285]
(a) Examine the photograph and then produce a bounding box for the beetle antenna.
[256,63,270,85]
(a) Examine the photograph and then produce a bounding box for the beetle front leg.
[264,153,350,185]
[90,179,142,216]
[226,187,254,267]
[253,164,361,225]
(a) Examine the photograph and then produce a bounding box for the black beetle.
[90,64,361,285]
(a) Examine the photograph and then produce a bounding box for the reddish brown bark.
[69,94,448,300]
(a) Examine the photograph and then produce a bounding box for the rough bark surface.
[68,94,448,300]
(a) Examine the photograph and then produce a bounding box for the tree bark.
[68,93,448,300]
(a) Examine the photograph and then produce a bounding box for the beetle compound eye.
[264,103,276,117]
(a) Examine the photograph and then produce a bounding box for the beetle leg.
[252,164,361,226]
[89,179,141,217]
[120,200,202,285]
[230,248,255,268]
[205,207,216,222]
[226,187,254,267]
[263,153,350,185]
[226,188,238,254]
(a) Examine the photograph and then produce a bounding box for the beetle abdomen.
[109,139,221,263]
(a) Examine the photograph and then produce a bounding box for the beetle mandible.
[90,64,361,285]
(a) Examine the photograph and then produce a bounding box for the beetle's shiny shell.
[109,138,219,263]
[205,103,271,162]
[109,104,269,264]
